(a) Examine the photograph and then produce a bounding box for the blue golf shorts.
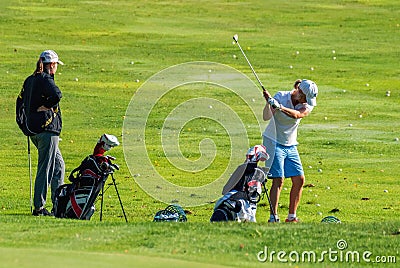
[263,137,304,178]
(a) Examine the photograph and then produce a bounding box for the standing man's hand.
[37,105,53,112]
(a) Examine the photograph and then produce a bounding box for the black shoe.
[32,207,53,216]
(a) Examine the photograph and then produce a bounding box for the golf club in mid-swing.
[232,34,271,99]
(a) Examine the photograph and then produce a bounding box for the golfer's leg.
[289,175,305,214]
[263,137,285,218]
[285,145,304,215]
[269,178,284,215]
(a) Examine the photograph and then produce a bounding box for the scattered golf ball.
[232,41,235,45]
[252,98,256,102]
[317,212,323,216]
[338,169,342,172]
[395,137,399,141]
[74,77,78,81]
[130,61,135,65]
[289,65,293,69]
[324,116,328,120]
[209,105,213,109]
[316,204,321,207]
[383,189,388,193]
[208,69,212,73]
[318,169,322,173]
[326,186,331,190]
[296,51,300,55]
[310,67,314,71]
[359,114,363,118]
[365,83,369,87]
[386,91,391,97]
[308,165,313,169]
[136,79,140,83]
[283,187,288,191]
[332,50,336,54]
[342,89,346,93]
[233,54,237,59]
[333,56,336,60]
[348,124,353,127]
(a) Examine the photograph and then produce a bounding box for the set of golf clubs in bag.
[27,134,127,222]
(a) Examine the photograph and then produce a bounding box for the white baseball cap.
[299,79,318,106]
[40,50,64,65]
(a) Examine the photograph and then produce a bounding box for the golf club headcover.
[93,134,120,156]
[246,144,269,163]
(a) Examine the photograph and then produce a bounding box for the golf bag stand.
[99,172,128,223]
[262,179,276,222]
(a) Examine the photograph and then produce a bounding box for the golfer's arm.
[263,103,273,121]
[280,106,309,119]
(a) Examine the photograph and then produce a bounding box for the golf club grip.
[261,86,271,99]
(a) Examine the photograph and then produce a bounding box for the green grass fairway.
[0,247,230,268]
[0,0,399,267]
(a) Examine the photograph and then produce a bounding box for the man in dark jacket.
[22,50,65,216]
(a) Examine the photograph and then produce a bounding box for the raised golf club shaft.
[233,34,271,98]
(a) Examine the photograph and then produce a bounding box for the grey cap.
[40,50,64,65]
[299,79,318,106]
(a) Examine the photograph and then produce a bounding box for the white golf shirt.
[263,90,313,146]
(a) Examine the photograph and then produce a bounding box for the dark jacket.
[23,72,62,135]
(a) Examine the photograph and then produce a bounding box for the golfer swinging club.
[262,79,318,222]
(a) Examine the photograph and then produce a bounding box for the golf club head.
[233,34,238,43]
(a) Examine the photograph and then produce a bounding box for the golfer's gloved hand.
[267,97,282,110]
